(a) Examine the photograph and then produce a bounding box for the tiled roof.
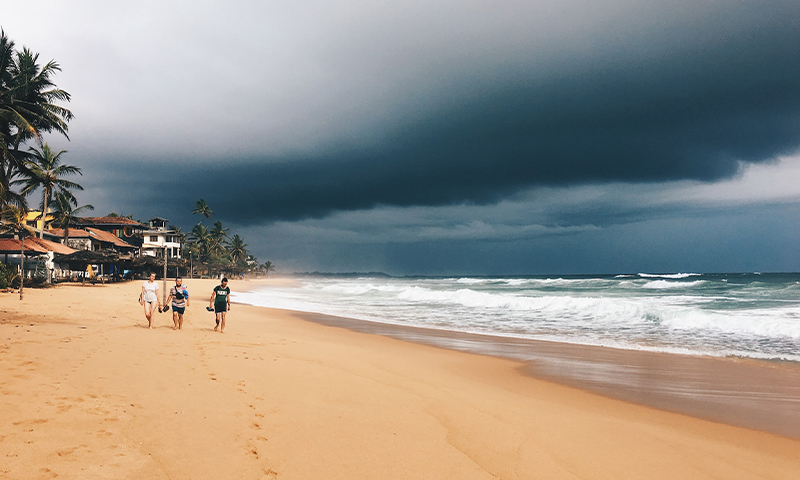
[26,237,76,255]
[47,228,137,250]
[85,228,137,249]
[0,237,75,254]
[77,216,146,227]
[48,228,91,238]
[0,238,46,253]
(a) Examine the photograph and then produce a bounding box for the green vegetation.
[50,191,94,242]
[184,200,274,278]
[1,29,89,227]
[261,260,276,277]
[0,29,91,294]
[0,261,17,288]
[192,199,213,221]
[15,143,84,237]
[0,30,274,285]
[0,204,36,299]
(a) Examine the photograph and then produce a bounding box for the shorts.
[214,304,228,313]
[172,306,185,315]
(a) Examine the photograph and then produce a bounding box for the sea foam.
[236,273,800,362]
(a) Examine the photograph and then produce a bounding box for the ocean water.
[234,273,800,363]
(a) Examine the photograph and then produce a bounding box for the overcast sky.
[4,1,800,274]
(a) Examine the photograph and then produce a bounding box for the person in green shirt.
[209,277,231,333]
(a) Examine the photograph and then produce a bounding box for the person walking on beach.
[139,272,161,329]
[165,277,189,330]
[209,277,231,333]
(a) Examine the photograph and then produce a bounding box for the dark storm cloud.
[89,1,800,225]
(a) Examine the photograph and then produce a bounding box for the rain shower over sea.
[235,273,800,363]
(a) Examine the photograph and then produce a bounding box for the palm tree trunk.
[19,240,24,300]
[39,191,49,239]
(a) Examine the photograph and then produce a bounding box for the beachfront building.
[141,217,182,259]
[25,210,54,232]
[0,237,76,281]
[74,216,146,250]
[49,227,138,257]
[24,210,68,242]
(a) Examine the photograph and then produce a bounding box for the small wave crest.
[661,307,800,339]
[454,278,489,284]
[638,273,702,279]
[642,280,705,289]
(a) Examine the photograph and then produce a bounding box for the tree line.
[0,29,276,288]
[0,29,91,297]
[183,198,275,279]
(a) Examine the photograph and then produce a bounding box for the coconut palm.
[210,221,229,247]
[192,199,213,221]
[0,162,26,210]
[262,261,275,277]
[188,223,213,274]
[0,204,35,300]
[1,44,72,147]
[0,31,72,160]
[188,223,210,253]
[228,234,248,265]
[1,29,72,232]
[15,143,83,237]
[0,30,17,164]
[49,191,93,244]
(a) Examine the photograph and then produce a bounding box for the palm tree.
[0,31,72,160]
[210,221,229,246]
[262,261,275,277]
[188,223,213,275]
[50,191,93,244]
[0,30,17,164]
[0,204,35,300]
[15,143,83,237]
[192,199,212,221]
[0,162,26,210]
[189,223,211,256]
[228,234,248,265]
[2,44,72,146]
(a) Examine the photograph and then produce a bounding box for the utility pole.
[162,245,168,304]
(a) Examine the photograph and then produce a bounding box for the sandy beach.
[2,279,799,479]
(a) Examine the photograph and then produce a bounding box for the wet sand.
[1,279,799,479]
[297,311,800,439]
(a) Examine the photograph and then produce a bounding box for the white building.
[141,217,182,258]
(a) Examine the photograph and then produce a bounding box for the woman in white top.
[139,272,161,329]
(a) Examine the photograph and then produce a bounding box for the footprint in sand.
[38,467,57,479]
[55,444,84,457]
[263,468,278,478]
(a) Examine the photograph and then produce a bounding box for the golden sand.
[1,279,798,479]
